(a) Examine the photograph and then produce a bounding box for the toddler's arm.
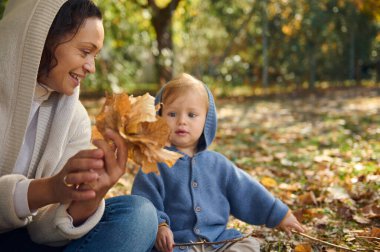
[155,224,174,252]
[277,210,305,235]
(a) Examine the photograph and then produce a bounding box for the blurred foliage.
[1,0,379,93]
[0,0,8,19]
[92,0,380,93]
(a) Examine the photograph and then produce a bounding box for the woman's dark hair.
[38,0,102,78]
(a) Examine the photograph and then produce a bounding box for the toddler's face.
[162,92,207,156]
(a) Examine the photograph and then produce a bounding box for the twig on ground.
[292,230,368,252]
[355,236,380,241]
[174,229,374,251]
[173,232,254,247]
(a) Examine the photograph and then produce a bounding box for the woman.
[0,0,157,251]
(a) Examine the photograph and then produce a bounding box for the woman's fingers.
[65,155,104,173]
[73,148,104,159]
[64,130,128,202]
[69,189,96,201]
[63,170,99,186]
[104,129,128,169]
[92,130,127,177]
[54,177,97,204]
[92,139,118,178]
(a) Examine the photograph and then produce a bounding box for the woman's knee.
[105,195,158,228]
[125,195,157,222]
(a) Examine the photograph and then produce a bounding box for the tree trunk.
[0,0,8,19]
[349,30,355,80]
[308,43,316,89]
[262,0,268,89]
[149,0,181,86]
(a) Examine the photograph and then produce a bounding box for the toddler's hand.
[278,210,305,236]
[155,225,174,252]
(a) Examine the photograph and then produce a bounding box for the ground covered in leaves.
[83,87,380,252]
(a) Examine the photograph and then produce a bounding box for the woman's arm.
[66,129,128,226]
[27,149,103,211]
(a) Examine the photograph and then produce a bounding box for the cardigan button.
[195,206,201,212]
[179,246,187,250]
[194,227,200,234]
[192,181,198,188]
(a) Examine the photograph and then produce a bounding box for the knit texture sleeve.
[225,159,289,228]
[132,168,170,225]
[52,103,92,176]
[0,174,31,232]
[28,200,105,246]
[27,102,104,245]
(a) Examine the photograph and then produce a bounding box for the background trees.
[0,0,7,19]
[1,0,379,93]
[92,0,379,93]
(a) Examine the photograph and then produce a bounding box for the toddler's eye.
[168,112,176,117]
[188,113,197,118]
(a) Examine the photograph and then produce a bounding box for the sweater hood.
[155,83,218,152]
[0,0,67,174]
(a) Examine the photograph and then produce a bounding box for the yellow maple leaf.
[124,93,157,134]
[93,92,182,174]
[261,177,278,188]
[294,243,312,252]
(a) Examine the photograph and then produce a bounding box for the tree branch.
[130,0,149,8]
[219,2,257,64]
[163,0,181,12]
[174,230,372,251]
[173,232,253,247]
[355,236,380,241]
[292,231,367,252]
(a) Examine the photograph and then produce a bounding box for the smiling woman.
[0,0,157,251]
[38,17,104,95]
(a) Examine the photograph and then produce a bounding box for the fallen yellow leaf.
[294,243,312,252]
[261,177,278,188]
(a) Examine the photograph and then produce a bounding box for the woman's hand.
[67,129,128,225]
[155,225,174,252]
[277,210,305,236]
[28,148,104,211]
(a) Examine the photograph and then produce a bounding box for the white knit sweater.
[0,0,105,246]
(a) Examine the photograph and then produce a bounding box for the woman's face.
[38,17,104,96]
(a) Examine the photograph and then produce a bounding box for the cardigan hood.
[155,82,218,152]
[0,0,67,175]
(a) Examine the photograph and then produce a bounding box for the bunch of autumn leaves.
[92,93,182,174]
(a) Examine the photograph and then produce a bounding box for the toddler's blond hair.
[161,73,209,111]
